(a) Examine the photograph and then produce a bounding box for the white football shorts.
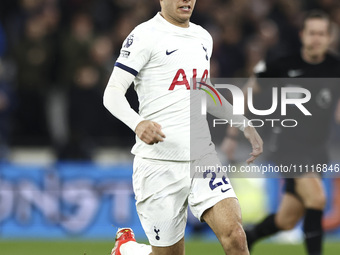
[132,152,237,247]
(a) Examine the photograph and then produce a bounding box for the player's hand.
[243,126,263,164]
[220,136,237,163]
[135,120,166,145]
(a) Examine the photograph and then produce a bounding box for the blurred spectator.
[0,21,14,160]
[59,12,94,88]
[51,11,95,158]
[0,60,13,160]
[60,35,114,160]
[0,23,6,57]
[90,35,115,77]
[12,14,55,145]
[265,0,302,57]
[61,63,103,160]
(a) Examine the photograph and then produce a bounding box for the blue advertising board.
[0,162,339,240]
[0,162,145,239]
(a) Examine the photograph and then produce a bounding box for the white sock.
[120,241,152,255]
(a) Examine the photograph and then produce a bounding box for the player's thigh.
[151,237,185,255]
[133,157,190,247]
[275,193,305,230]
[189,153,246,252]
[295,175,326,209]
[202,197,247,253]
[202,197,243,237]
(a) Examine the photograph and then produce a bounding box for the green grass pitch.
[1,240,340,255]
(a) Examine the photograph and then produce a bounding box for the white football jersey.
[115,13,215,160]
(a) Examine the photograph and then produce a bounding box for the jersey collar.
[155,12,193,33]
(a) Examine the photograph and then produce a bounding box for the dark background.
[0,0,340,161]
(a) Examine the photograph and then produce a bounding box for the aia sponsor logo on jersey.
[168,69,222,106]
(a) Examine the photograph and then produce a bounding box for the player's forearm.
[103,86,144,132]
[207,90,249,131]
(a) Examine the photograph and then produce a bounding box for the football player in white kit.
[103,1,263,255]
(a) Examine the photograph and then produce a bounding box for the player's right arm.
[103,67,166,145]
[103,26,165,145]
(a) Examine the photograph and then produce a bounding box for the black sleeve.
[254,59,284,93]
[255,59,282,78]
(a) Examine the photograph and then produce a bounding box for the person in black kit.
[225,10,340,255]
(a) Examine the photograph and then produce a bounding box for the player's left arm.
[206,89,263,164]
[204,32,262,163]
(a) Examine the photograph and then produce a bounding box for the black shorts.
[284,178,297,195]
[283,177,323,198]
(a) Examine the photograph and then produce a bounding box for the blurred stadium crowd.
[0,0,340,160]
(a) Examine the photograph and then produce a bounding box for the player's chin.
[177,10,193,18]
[177,14,192,23]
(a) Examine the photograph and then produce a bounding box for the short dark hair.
[302,10,331,32]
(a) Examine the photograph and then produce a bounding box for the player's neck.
[301,49,326,64]
[160,11,190,28]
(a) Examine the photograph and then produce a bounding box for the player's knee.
[305,192,326,210]
[220,225,247,253]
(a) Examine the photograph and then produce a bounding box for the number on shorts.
[203,169,229,191]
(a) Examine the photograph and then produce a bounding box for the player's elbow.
[103,88,109,110]
[103,86,126,115]
[103,86,114,111]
